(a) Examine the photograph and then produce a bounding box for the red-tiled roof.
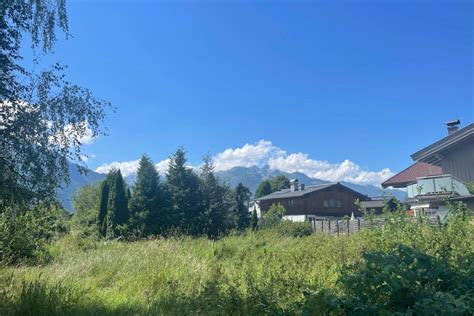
[382,162,442,188]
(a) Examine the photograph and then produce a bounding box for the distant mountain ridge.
[215,165,406,201]
[56,163,106,211]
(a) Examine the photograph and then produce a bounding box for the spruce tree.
[129,155,161,236]
[198,156,232,237]
[234,183,251,229]
[166,148,200,233]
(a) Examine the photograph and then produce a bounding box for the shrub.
[0,203,69,265]
[275,220,313,237]
[261,203,286,228]
[313,244,474,315]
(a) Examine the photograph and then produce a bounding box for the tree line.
[92,149,252,239]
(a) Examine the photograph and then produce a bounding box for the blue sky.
[29,0,473,184]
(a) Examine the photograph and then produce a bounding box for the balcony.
[406,174,470,199]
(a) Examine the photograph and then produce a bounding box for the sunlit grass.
[1,218,473,315]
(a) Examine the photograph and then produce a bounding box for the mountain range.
[214,165,406,201]
[57,163,405,211]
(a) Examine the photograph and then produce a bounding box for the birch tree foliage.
[0,1,111,204]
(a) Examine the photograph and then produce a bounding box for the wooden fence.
[310,217,442,235]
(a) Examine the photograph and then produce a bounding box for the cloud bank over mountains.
[95,140,394,185]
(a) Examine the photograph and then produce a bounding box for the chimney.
[300,183,305,191]
[290,179,299,192]
[446,119,460,135]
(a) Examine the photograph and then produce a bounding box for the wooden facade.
[258,183,369,218]
[440,137,474,183]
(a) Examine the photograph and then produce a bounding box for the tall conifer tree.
[130,155,161,235]
[98,179,110,237]
[234,183,251,229]
[199,156,231,237]
[104,170,129,238]
[166,148,200,233]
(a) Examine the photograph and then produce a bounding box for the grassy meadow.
[1,213,473,315]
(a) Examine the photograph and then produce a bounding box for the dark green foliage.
[166,148,200,233]
[251,208,258,230]
[95,170,129,239]
[254,175,290,198]
[255,179,272,198]
[129,155,162,236]
[198,156,235,237]
[97,180,109,237]
[105,171,129,238]
[316,245,474,315]
[233,183,251,230]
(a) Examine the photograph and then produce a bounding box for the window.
[324,199,343,208]
[288,199,294,207]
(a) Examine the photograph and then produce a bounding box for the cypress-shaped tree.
[97,179,110,237]
[105,170,129,238]
[251,207,258,230]
[129,154,161,235]
[234,183,251,229]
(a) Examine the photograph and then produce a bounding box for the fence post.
[357,218,360,232]
[336,220,339,236]
[347,219,350,235]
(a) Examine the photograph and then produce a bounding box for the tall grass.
[1,214,473,315]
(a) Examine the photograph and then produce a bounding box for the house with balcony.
[382,120,474,218]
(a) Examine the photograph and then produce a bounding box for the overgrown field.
[1,214,473,315]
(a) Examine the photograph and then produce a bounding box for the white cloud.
[95,159,140,176]
[95,140,394,185]
[79,125,95,145]
[155,159,171,175]
[48,121,97,147]
[80,153,96,162]
[213,140,285,171]
[95,158,171,177]
[213,140,393,185]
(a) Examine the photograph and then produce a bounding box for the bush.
[260,203,286,228]
[275,220,313,237]
[319,244,474,314]
[0,203,69,265]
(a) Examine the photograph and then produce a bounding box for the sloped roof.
[382,162,442,188]
[411,123,474,164]
[257,182,368,201]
